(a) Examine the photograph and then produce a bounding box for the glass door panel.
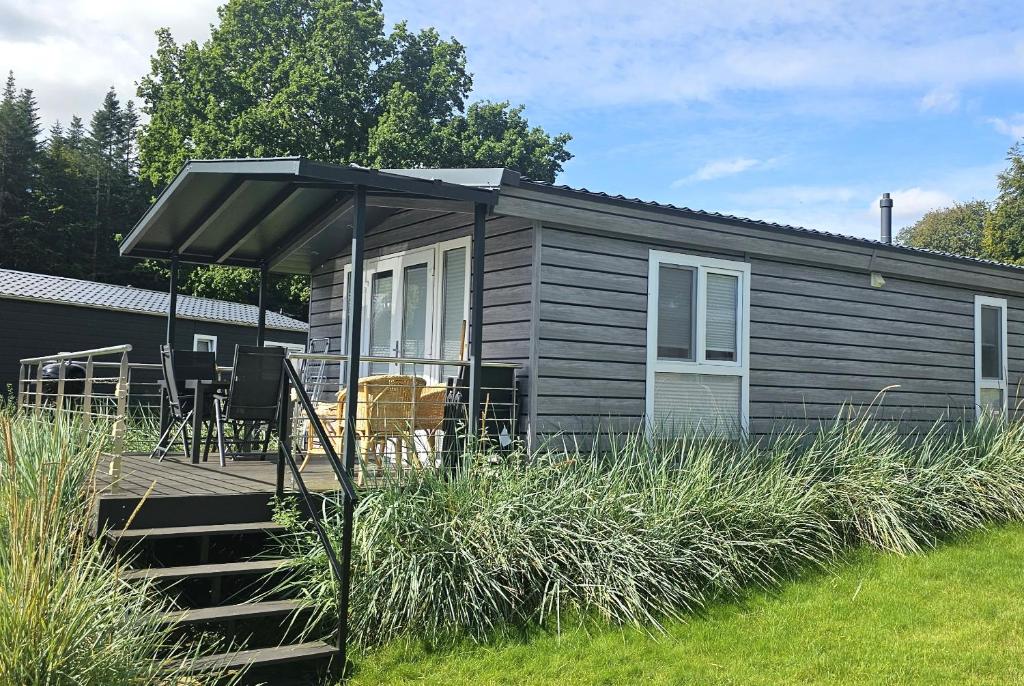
[400,262,430,374]
[367,269,394,375]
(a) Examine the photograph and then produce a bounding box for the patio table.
[188,378,229,464]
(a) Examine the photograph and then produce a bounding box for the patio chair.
[150,346,218,461]
[212,345,286,466]
[331,374,427,485]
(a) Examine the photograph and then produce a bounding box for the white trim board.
[974,294,1009,418]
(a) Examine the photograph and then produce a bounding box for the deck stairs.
[104,495,336,683]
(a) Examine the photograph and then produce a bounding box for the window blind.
[653,372,740,437]
[705,273,738,361]
[440,247,467,378]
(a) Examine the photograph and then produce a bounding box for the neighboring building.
[116,158,1024,448]
[0,268,308,394]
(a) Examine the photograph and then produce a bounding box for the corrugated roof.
[0,268,307,332]
[518,178,1024,275]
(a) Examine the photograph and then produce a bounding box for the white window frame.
[645,250,751,434]
[193,334,217,354]
[974,294,1008,418]
[341,236,472,364]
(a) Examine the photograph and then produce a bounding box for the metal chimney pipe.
[879,192,893,244]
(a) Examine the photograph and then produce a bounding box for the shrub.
[275,411,1024,651]
[0,412,226,685]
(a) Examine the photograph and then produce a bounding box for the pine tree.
[0,72,44,271]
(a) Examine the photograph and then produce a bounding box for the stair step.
[163,599,306,625]
[108,521,286,541]
[123,559,289,581]
[182,640,337,673]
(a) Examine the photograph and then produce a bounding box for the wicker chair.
[414,384,448,458]
[334,374,426,484]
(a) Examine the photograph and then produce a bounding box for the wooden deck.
[95,453,343,499]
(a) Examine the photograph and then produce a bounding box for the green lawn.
[349,525,1024,685]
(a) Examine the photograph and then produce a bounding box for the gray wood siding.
[305,212,534,425]
[532,223,1024,443]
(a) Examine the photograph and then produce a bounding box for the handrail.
[276,357,357,671]
[280,360,359,502]
[19,344,133,365]
[288,352,521,368]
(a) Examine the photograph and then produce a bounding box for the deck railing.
[18,345,134,481]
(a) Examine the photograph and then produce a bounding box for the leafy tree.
[136,0,572,317]
[896,200,990,258]
[983,143,1024,264]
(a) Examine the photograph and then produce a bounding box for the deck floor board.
[95,453,342,499]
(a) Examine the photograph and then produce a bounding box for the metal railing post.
[55,356,67,412]
[82,356,95,429]
[33,362,43,415]
[109,350,129,489]
[276,364,290,499]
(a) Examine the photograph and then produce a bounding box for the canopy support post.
[256,260,269,346]
[161,252,180,439]
[468,202,487,440]
[336,184,366,671]
[166,253,179,348]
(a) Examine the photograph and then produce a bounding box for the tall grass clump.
[275,408,1024,652]
[0,410,225,685]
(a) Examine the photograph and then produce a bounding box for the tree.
[982,143,1024,264]
[0,72,44,271]
[896,200,990,258]
[136,0,572,316]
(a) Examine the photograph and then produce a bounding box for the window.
[975,295,1008,418]
[193,334,217,354]
[646,251,749,437]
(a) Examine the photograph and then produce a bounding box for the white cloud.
[0,0,220,128]
[385,0,1024,112]
[878,187,957,225]
[919,86,959,112]
[673,157,764,185]
[727,185,859,206]
[987,114,1024,140]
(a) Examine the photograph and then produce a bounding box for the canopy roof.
[120,158,498,275]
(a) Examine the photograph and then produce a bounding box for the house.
[0,268,308,395]
[117,158,1024,448]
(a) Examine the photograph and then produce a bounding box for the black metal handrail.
[276,358,358,675]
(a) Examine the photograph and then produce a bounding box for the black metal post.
[166,253,179,348]
[161,253,180,438]
[468,203,487,438]
[256,260,269,346]
[336,184,365,670]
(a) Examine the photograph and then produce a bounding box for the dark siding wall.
[0,298,305,394]
[532,223,1024,442]
[306,211,534,424]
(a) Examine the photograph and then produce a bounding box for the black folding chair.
[213,345,286,465]
[151,346,218,461]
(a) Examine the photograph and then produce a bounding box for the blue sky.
[3,0,1022,240]
[385,0,1024,239]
